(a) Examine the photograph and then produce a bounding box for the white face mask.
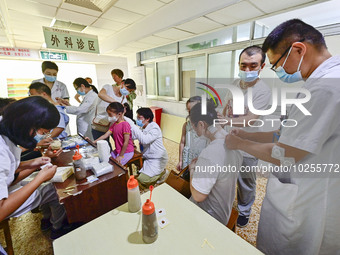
[108,116,118,123]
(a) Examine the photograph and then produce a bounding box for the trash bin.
[149,106,162,126]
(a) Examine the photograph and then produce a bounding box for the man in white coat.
[126,108,168,189]
[226,19,340,255]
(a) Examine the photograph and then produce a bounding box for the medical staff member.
[226,19,340,255]
[0,96,70,240]
[189,102,242,225]
[32,61,69,102]
[58,78,97,140]
[29,82,69,139]
[220,46,271,228]
[127,108,168,189]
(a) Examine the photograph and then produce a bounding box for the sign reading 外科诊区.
[43,26,99,54]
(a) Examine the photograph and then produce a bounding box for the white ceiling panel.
[29,0,62,7]
[125,41,155,49]
[137,35,173,45]
[249,0,315,14]
[83,26,114,37]
[154,28,194,40]
[13,34,44,42]
[116,46,139,53]
[115,0,165,15]
[206,1,265,25]
[8,10,52,25]
[175,17,223,34]
[0,36,9,42]
[91,18,127,31]
[101,7,144,24]
[7,0,57,19]
[15,40,42,49]
[60,2,102,17]
[56,9,98,26]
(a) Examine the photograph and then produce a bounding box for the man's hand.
[36,165,57,182]
[230,128,248,139]
[225,134,243,150]
[37,137,53,147]
[44,146,62,158]
[176,161,182,171]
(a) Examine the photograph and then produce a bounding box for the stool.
[226,208,239,233]
[125,150,143,176]
[0,219,14,255]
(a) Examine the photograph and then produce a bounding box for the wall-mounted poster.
[7,78,32,100]
[130,66,146,107]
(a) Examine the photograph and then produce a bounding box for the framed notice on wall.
[7,78,32,100]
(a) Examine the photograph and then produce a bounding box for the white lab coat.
[0,135,57,218]
[130,121,168,177]
[32,78,69,102]
[66,90,97,140]
[257,56,340,255]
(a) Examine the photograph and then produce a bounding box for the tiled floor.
[0,138,267,254]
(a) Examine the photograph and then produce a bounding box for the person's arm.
[74,94,82,104]
[98,88,117,103]
[130,124,159,145]
[94,130,111,143]
[116,133,130,163]
[50,127,64,138]
[16,157,51,173]
[225,134,309,165]
[177,123,186,171]
[65,93,96,115]
[231,128,279,143]
[0,165,57,222]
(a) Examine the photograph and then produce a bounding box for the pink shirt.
[109,121,134,154]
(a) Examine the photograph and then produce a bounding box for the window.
[236,23,251,42]
[157,61,175,97]
[179,27,233,53]
[145,64,156,96]
[180,55,206,99]
[208,51,233,79]
[141,43,177,61]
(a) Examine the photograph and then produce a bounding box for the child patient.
[94,102,134,165]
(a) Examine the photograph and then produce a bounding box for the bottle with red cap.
[127,176,141,212]
[73,145,86,181]
[142,185,158,243]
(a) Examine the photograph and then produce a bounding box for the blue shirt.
[56,105,69,139]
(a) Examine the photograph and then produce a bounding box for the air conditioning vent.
[64,0,117,12]
[52,20,87,32]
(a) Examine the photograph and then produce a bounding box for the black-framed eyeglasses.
[270,38,305,72]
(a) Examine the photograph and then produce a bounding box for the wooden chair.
[125,149,143,176]
[0,219,14,255]
[226,208,239,233]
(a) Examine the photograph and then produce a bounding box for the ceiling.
[0,0,327,57]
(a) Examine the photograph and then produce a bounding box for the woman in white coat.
[127,108,168,189]
[59,78,97,140]
[0,96,71,240]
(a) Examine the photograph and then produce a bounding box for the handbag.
[92,104,110,133]
[166,166,191,198]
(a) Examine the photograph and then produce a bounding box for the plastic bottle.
[73,145,86,181]
[142,186,158,243]
[127,176,141,212]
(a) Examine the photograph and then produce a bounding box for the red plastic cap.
[142,199,155,215]
[127,175,138,189]
[73,151,82,160]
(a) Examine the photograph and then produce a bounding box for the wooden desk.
[52,149,128,223]
[53,184,263,255]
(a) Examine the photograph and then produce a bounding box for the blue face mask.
[44,74,57,82]
[77,89,86,96]
[34,132,44,142]
[120,87,130,96]
[136,119,144,127]
[238,70,259,83]
[275,47,304,83]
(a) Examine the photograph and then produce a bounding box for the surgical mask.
[275,47,304,83]
[136,119,144,127]
[44,74,57,82]
[238,70,259,82]
[108,116,118,123]
[34,132,45,142]
[77,89,86,96]
[120,87,130,96]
